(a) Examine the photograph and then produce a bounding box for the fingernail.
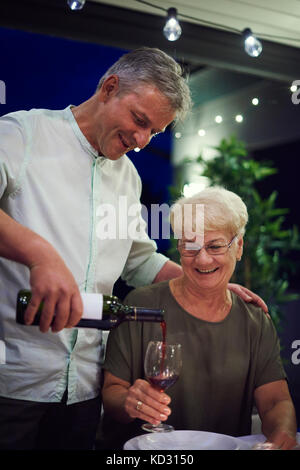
[160,414,167,420]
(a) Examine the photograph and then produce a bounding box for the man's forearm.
[0,209,84,332]
[153,260,182,283]
[0,209,56,267]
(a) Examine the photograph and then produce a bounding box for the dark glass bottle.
[16,289,164,330]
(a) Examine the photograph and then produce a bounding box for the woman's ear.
[236,236,244,261]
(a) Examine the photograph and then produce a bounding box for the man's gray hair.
[96,47,192,123]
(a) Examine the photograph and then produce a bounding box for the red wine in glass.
[142,340,182,433]
[147,374,179,393]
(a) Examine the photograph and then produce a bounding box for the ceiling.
[1,0,300,82]
[96,0,300,49]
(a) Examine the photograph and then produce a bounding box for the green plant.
[168,136,300,328]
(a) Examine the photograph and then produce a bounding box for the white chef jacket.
[0,106,168,404]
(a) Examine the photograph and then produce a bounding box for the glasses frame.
[177,235,237,257]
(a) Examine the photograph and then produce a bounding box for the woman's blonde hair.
[170,186,248,238]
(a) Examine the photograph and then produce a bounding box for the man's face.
[94,79,176,160]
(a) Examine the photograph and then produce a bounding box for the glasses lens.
[178,242,200,257]
[206,245,227,255]
[179,242,229,256]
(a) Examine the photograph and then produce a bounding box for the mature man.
[0,47,264,450]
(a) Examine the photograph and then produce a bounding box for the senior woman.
[101,186,297,450]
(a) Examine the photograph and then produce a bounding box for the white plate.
[123,430,251,450]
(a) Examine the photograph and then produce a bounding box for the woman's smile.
[194,267,219,274]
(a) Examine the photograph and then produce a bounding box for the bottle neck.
[125,307,164,322]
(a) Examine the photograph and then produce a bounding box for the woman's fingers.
[124,379,171,424]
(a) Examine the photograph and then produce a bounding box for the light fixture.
[175,132,181,139]
[67,0,86,10]
[290,84,297,93]
[163,8,182,42]
[252,97,259,106]
[242,28,262,57]
[198,129,206,137]
[235,114,243,123]
[134,147,141,152]
[215,115,223,124]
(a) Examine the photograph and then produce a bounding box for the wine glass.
[142,340,182,433]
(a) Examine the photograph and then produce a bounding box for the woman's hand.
[124,379,171,426]
[228,283,269,315]
[265,429,298,450]
[254,380,298,450]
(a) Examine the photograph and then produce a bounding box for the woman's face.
[179,230,243,292]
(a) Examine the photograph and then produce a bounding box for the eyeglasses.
[178,235,237,257]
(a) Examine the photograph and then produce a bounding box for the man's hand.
[124,379,171,426]
[25,257,83,333]
[228,283,269,315]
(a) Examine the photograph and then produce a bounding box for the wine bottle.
[16,290,164,330]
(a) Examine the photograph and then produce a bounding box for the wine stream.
[160,320,167,375]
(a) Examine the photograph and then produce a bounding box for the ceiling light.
[163,8,182,42]
[134,147,141,152]
[215,115,223,124]
[175,132,181,138]
[235,114,243,123]
[67,0,86,10]
[290,84,297,92]
[242,28,262,57]
[198,129,206,137]
[252,98,259,105]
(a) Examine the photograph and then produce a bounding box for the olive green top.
[101,281,286,449]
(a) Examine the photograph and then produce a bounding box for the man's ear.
[98,75,120,102]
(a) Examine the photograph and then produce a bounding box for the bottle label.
[80,293,103,320]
